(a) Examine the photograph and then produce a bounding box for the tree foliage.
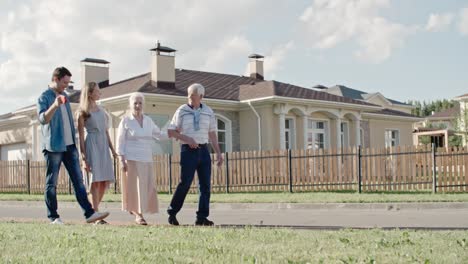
[407,99,457,117]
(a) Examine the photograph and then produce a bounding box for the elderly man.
[167,83,223,226]
[37,67,109,224]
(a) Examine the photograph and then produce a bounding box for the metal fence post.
[26,160,31,194]
[225,152,230,193]
[358,145,362,194]
[432,143,437,194]
[288,149,293,193]
[168,154,172,194]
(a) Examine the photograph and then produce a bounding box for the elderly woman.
[116,92,168,225]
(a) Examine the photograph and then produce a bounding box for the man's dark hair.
[51,67,72,81]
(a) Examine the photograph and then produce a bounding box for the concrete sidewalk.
[1,201,467,229]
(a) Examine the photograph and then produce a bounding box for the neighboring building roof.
[366,108,419,118]
[100,69,377,106]
[426,105,460,119]
[325,85,410,106]
[455,93,468,100]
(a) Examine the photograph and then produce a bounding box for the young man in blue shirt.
[37,67,109,224]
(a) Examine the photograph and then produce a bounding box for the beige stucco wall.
[239,108,260,151]
[0,122,32,159]
[240,104,290,151]
[367,118,414,148]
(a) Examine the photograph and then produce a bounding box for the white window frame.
[385,129,400,148]
[306,118,329,150]
[215,114,232,153]
[340,121,349,147]
[285,116,296,149]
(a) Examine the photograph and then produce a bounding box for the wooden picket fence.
[0,145,467,194]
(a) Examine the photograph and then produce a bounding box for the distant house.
[321,85,414,114]
[0,43,421,161]
[413,94,468,148]
[318,84,419,148]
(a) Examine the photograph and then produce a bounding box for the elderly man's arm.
[168,129,198,148]
[209,131,224,166]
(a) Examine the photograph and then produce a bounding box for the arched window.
[213,114,232,153]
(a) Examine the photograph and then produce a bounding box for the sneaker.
[168,215,179,226]
[94,219,108,225]
[195,218,214,226]
[86,211,110,223]
[50,218,64,225]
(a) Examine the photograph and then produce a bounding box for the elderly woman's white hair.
[129,92,145,112]
[187,83,205,97]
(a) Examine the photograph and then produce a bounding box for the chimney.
[248,54,264,80]
[80,58,110,88]
[150,42,176,89]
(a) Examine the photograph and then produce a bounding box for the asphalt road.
[1,201,467,230]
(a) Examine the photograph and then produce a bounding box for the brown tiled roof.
[100,69,376,107]
[455,93,468,98]
[366,108,419,118]
[427,106,459,119]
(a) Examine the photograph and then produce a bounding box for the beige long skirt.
[121,160,158,214]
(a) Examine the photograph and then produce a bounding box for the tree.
[407,99,456,117]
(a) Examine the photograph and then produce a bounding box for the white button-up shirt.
[117,114,168,162]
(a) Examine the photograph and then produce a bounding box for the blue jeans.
[44,145,95,220]
[167,144,212,219]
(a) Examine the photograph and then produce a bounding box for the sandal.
[135,217,147,225]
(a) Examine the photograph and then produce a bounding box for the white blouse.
[116,114,168,162]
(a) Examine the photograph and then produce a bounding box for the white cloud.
[298,0,415,63]
[425,13,454,32]
[202,36,252,71]
[0,0,272,113]
[459,8,468,35]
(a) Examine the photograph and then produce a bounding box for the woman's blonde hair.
[77,82,98,120]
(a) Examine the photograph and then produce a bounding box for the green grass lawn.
[2,192,468,204]
[1,222,467,263]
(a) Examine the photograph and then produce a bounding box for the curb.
[1,200,468,211]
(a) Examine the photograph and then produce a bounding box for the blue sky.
[0,0,467,114]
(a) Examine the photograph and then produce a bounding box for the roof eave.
[362,112,422,121]
[240,96,381,111]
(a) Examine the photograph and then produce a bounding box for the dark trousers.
[44,145,95,220]
[167,144,212,219]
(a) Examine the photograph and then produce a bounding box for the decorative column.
[274,104,287,150]
[29,119,38,160]
[279,113,286,150]
[336,118,342,150]
[355,119,361,147]
[303,115,308,150]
